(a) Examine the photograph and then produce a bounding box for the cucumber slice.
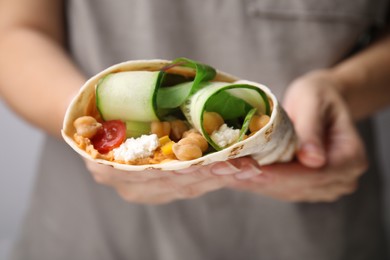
[96,71,162,122]
[125,121,151,138]
[181,82,270,150]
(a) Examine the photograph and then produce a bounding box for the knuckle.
[216,176,230,187]
[203,177,229,192]
[157,177,193,198]
[159,176,180,191]
[177,185,200,198]
[313,173,332,186]
[189,170,208,180]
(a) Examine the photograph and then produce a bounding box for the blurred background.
[1,98,390,259]
[0,100,43,259]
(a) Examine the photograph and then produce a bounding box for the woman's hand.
[84,160,236,204]
[212,70,368,202]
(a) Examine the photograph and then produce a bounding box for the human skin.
[1,0,390,204]
[220,38,390,202]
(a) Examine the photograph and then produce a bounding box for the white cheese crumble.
[113,134,159,162]
[211,124,240,148]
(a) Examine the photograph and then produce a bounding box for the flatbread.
[62,59,297,171]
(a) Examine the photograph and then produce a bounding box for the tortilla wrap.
[62,59,297,171]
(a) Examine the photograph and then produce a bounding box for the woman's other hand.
[212,70,368,202]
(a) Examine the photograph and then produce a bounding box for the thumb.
[284,93,327,168]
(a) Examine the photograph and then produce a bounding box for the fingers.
[84,158,235,204]
[230,71,368,203]
[228,159,363,203]
[84,159,178,184]
[171,175,234,199]
[301,181,358,203]
[284,81,327,168]
[281,180,358,203]
[258,160,363,188]
[112,171,234,204]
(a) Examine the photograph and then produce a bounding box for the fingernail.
[235,164,263,180]
[212,161,240,175]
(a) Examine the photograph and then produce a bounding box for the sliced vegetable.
[93,58,271,154]
[125,121,151,138]
[96,58,217,122]
[156,57,216,109]
[96,71,162,122]
[91,120,126,153]
[156,82,193,109]
[171,57,216,95]
[181,83,269,150]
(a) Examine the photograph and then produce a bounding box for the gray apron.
[11,0,389,259]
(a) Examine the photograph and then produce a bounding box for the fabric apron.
[11,0,389,259]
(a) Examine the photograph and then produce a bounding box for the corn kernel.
[161,141,175,155]
[159,135,171,146]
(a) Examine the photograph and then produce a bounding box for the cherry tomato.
[91,120,126,153]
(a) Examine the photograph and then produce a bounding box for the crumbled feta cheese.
[211,124,240,148]
[113,134,159,162]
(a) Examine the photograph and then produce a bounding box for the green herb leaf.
[157,58,217,109]
[205,91,252,120]
[172,57,217,94]
[157,82,193,109]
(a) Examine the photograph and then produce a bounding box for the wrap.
[62,59,297,171]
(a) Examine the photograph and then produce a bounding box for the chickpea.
[182,128,200,138]
[172,143,203,161]
[179,133,208,152]
[73,116,102,138]
[170,120,189,141]
[151,121,171,137]
[203,111,224,134]
[249,114,270,133]
[172,129,209,160]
